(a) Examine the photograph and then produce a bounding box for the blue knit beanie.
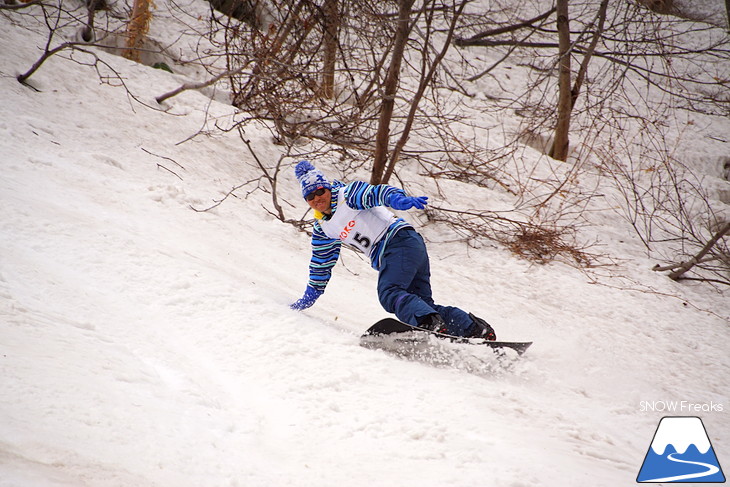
[295,160,331,199]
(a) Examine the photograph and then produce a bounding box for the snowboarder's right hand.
[290,285,323,311]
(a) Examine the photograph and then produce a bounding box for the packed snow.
[1,1,728,486]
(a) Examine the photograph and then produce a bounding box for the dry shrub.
[507,224,593,266]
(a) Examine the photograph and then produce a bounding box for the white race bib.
[319,188,397,256]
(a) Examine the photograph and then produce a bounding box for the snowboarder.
[290,160,496,340]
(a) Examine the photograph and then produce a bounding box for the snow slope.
[1,2,728,486]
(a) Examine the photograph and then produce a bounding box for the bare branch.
[455,7,556,46]
[156,65,245,104]
[17,41,72,84]
[667,222,730,280]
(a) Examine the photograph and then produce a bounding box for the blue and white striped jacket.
[307,180,412,291]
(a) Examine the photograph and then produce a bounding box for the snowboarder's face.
[306,187,332,215]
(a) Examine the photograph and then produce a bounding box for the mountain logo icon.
[637,416,726,483]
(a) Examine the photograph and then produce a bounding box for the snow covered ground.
[1,2,728,486]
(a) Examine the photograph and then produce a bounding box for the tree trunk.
[550,0,571,161]
[124,0,152,63]
[320,0,339,99]
[381,0,467,185]
[370,0,415,185]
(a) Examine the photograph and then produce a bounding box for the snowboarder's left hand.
[389,194,428,211]
[290,285,323,311]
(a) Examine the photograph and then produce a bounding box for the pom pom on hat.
[295,160,331,199]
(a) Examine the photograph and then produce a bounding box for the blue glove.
[389,193,429,211]
[290,285,323,311]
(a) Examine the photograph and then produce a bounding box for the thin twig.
[142,147,186,170]
[157,164,183,180]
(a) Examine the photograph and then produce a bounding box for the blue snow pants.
[377,228,474,337]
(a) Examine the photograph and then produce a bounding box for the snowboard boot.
[417,313,448,334]
[466,313,496,341]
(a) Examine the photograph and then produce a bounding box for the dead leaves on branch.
[426,205,597,267]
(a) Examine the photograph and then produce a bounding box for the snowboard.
[361,318,532,355]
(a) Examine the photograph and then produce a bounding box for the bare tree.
[379,0,468,185]
[598,131,730,286]
[370,0,416,184]
[449,0,729,275]
[13,0,132,87]
[456,0,729,154]
[217,0,485,182]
